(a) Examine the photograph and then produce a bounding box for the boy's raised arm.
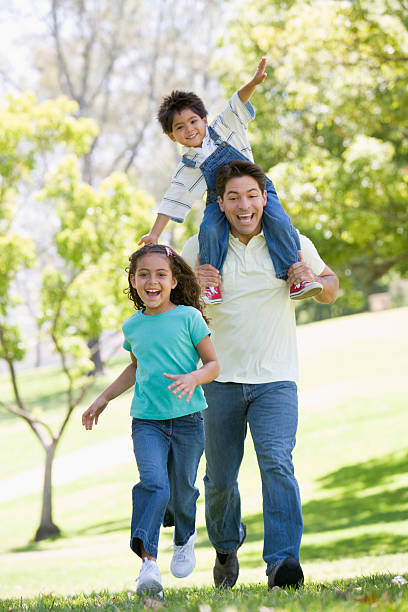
[138,213,171,246]
[238,57,268,105]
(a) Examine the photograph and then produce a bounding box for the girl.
[82,244,219,597]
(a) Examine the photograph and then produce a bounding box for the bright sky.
[0,0,47,91]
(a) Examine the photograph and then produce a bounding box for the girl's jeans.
[202,380,303,574]
[184,127,300,279]
[130,413,204,558]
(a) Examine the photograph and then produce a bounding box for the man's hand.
[196,255,221,290]
[288,252,339,304]
[287,252,317,286]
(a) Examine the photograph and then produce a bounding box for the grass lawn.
[0,307,407,610]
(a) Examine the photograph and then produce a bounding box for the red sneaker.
[290,280,323,300]
[203,285,223,304]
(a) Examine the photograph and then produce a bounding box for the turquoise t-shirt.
[122,305,210,420]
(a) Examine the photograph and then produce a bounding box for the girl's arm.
[82,353,137,430]
[138,213,171,246]
[238,57,267,105]
[163,335,220,402]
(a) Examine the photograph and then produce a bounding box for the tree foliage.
[220,0,408,309]
[0,92,152,540]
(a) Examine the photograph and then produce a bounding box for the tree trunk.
[35,441,61,541]
[87,337,104,375]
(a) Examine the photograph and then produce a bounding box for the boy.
[139,58,322,304]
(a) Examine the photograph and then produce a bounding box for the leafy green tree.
[0,93,151,540]
[220,0,408,313]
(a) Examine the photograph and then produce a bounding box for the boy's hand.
[238,57,268,104]
[163,372,198,402]
[138,233,159,246]
[82,396,108,430]
[251,57,267,86]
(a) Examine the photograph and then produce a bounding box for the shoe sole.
[170,559,196,578]
[136,578,163,596]
[202,298,223,304]
[290,286,323,300]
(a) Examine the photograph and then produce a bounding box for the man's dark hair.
[216,160,266,198]
[157,91,208,134]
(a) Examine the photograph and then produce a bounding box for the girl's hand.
[163,372,198,402]
[82,396,108,430]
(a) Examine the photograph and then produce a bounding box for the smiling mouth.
[146,289,160,297]
[237,213,254,223]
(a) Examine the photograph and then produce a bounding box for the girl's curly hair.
[125,244,209,324]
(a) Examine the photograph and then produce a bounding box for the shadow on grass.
[318,450,408,491]
[301,532,408,561]
[196,450,408,564]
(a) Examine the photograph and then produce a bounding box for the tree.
[219,0,408,310]
[0,92,152,540]
[22,0,224,185]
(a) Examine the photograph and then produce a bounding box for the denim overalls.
[182,126,300,279]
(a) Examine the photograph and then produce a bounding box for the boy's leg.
[247,381,303,588]
[262,183,322,299]
[199,202,229,270]
[199,202,229,304]
[130,418,171,559]
[203,381,247,586]
[262,182,300,280]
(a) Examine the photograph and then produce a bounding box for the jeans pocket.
[189,411,203,422]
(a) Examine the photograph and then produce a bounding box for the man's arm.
[287,259,339,304]
[238,57,267,105]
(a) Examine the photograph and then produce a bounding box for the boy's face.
[218,175,267,245]
[167,108,208,148]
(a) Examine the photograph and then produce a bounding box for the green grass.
[1,575,408,611]
[1,307,407,610]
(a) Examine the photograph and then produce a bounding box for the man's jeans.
[203,380,302,574]
[130,413,204,558]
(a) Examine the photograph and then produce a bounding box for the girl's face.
[131,253,177,315]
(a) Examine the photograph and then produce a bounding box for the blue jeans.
[184,126,300,279]
[202,380,302,574]
[130,413,204,558]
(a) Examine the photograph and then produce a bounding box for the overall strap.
[181,155,198,168]
[208,125,222,144]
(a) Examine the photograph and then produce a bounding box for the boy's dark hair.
[157,91,208,134]
[216,160,266,198]
[125,243,209,323]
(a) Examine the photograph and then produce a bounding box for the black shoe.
[267,556,304,590]
[213,523,246,588]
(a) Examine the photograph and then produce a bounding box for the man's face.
[167,108,208,148]
[218,175,267,244]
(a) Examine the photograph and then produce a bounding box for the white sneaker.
[136,558,163,597]
[170,529,197,578]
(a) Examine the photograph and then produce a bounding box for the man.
[181,160,339,589]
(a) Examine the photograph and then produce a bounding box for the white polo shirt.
[182,232,325,384]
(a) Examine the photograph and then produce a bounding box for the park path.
[0,435,133,503]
